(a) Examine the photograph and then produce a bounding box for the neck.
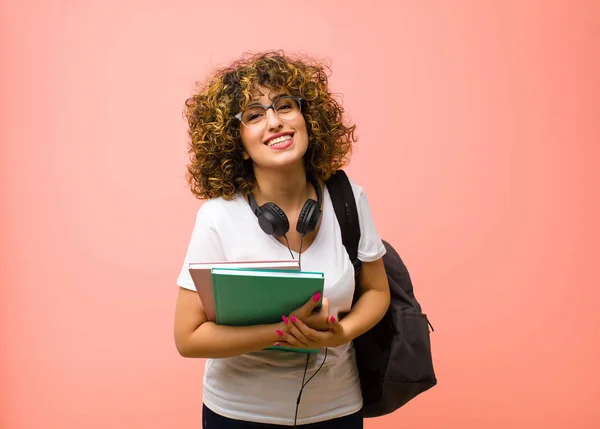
[252,164,313,211]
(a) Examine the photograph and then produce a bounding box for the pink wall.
[1,1,599,428]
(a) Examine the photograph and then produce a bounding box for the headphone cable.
[298,235,304,271]
[283,234,304,271]
[293,347,328,427]
[283,235,295,260]
[288,233,326,427]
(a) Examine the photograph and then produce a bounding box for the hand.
[275,314,349,349]
[287,293,331,332]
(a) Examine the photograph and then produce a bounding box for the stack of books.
[189,260,325,353]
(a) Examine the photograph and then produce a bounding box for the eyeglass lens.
[241,97,300,128]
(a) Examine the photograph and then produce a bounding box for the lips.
[264,131,294,145]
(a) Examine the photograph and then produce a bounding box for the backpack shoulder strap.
[326,170,363,279]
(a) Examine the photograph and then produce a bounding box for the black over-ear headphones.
[247,175,323,238]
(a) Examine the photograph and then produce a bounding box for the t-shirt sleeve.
[176,206,225,291]
[355,187,387,262]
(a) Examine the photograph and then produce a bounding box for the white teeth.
[267,135,292,146]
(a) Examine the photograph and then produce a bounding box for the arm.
[338,186,391,341]
[339,257,390,341]
[174,287,285,359]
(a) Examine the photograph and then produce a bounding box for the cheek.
[240,133,268,161]
[240,130,259,151]
[297,115,308,131]
[298,124,310,143]
[292,118,309,140]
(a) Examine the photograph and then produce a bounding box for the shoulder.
[345,175,366,201]
[195,193,247,222]
[343,174,386,261]
[343,175,376,219]
[326,171,368,205]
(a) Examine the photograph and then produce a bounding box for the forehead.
[249,84,289,102]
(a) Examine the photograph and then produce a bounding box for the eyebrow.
[249,93,288,105]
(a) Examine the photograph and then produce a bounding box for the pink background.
[1,1,599,428]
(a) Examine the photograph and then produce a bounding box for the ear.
[242,151,250,160]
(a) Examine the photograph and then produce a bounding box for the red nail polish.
[274,342,281,346]
[290,315,297,323]
[276,330,284,337]
[282,315,289,324]
[313,292,321,302]
[330,316,336,323]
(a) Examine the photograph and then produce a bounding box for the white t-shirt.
[176,177,386,426]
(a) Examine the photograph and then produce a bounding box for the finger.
[291,315,316,339]
[278,325,310,348]
[286,332,310,348]
[291,315,329,348]
[287,317,314,346]
[299,292,322,314]
[288,321,311,344]
[281,315,292,331]
[292,319,330,346]
[301,314,330,332]
[328,315,343,334]
[318,297,330,316]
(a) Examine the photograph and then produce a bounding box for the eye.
[275,97,297,112]
[243,109,265,123]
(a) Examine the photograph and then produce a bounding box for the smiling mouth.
[265,134,294,147]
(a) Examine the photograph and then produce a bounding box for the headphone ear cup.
[296,199,321,236]
[259,203,290,238]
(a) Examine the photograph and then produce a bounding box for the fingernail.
[290,315,297,323]
[274,342,281,346]
[276,330,284,337]
[282,315,289,324]
[313,292,321,302]
[330,316,336,323]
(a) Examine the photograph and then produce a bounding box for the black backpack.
[326,170,437,418]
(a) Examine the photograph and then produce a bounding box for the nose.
[265,107,283,131]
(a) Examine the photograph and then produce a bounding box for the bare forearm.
[179,321,284,359]
[341,288,390,341]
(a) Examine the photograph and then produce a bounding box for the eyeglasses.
[234,96,303,129]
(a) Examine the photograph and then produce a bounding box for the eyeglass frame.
[234,95,304,128]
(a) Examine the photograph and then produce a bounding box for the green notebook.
[211,268,325,354]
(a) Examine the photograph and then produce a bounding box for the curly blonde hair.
[183,50,357,200]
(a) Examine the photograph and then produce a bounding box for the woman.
[174,51,390,428]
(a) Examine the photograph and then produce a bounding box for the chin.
[255,152,307,171]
